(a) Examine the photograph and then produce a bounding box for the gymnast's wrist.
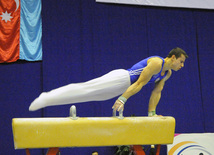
[118,96,127,105]
[148,111,156,117]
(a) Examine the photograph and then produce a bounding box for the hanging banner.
[167,133,214,155]
[96,0,214,10]
[0,0,42,63]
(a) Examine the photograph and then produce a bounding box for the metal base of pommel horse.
[12,106,176,155]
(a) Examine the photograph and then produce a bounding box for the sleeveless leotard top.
[127,56,168,85]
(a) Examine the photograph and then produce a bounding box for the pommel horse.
[12,106,175,155]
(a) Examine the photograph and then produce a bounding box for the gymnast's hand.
[112,100,124,112]
[152,114,163,117]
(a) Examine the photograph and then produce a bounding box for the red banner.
[0,0,20,63]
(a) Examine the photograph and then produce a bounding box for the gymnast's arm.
[112,59,163,111]
[148,70,172,116]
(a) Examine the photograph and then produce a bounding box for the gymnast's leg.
[29,69,131,111]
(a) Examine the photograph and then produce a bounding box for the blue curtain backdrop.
[0,0,213,154]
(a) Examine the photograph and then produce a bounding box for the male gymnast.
[29,47,188,116]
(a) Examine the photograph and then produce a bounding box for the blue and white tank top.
[127,56,168,85]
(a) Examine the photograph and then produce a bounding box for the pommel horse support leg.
[12,107,175,155]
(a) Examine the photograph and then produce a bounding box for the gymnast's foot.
[29,93,47,111]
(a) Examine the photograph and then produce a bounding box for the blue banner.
[19,0,42,61]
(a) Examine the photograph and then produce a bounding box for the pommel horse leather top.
[12,107,175,149]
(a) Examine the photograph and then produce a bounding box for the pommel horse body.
[12,106,175,155]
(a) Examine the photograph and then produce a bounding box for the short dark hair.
[167,47,188,59]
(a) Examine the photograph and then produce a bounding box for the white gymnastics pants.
[29,69,131,111]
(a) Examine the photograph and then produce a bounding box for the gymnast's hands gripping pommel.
[112,96,127,112]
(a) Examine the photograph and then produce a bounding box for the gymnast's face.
[171,54,186,71]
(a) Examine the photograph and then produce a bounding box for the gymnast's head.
[92,151,98,155]
[167,47,188,71]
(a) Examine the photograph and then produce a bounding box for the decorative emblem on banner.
[0,0,19,23]
[1,11,13,23]
[168,134,214,155]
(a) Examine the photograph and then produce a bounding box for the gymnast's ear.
[171,55,176,60]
